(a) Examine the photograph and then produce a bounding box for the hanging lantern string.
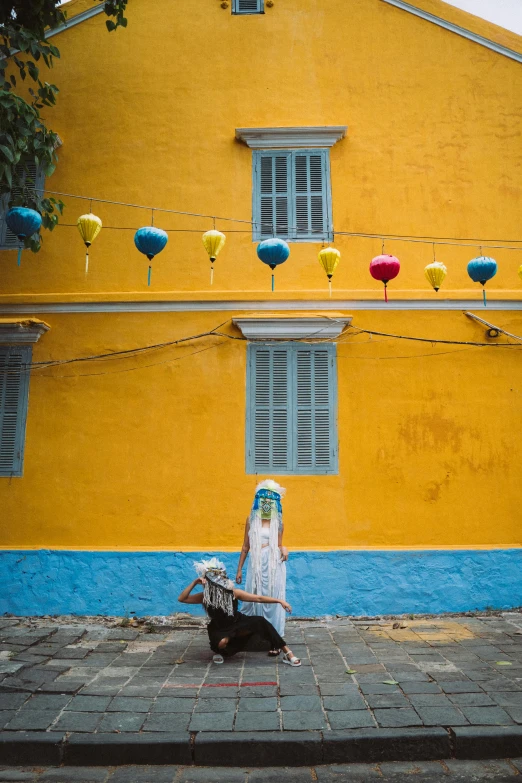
[433,242,436,262]
[35,186,522,250]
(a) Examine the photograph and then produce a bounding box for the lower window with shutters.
[246,343,338,475]
[0,346,31,477]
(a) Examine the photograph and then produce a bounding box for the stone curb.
[0,728,520,766]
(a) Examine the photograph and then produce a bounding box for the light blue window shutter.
[247,345,291,472]
[0,346,31,477]
[0,162,45,249]
[294,345,337,473]
[293,151,330,240]
[233,0,264,13]
[255,152,291,240]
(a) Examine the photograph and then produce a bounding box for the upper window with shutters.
[233,0,264,13]
[253,150,333,242]
[246,343,338,475]
[0,346,31,477]
[0,162,45,250]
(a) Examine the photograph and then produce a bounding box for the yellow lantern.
[202,229,226,285]
[318,246,341,297]
[77,213,102,275]
[424,260,447,292]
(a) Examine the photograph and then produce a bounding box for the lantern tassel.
[17,246,22,267]
[483,287,487,307]
[271,273,275,292]
[148,265,152,286]
[328,279,332,298]
[85,250,89,276]
[384,283,388,303]
[210,263,214,286]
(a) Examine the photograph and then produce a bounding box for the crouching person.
[178,558,301,666]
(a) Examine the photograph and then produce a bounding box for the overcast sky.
[443,0,522,35]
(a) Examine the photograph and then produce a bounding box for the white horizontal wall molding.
[0,300,521,314]
[236,126,348,149]
[380,0,522,64]
[233,316,352,339]
[0,320,50,343]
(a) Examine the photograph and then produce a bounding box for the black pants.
[208,613,286,658]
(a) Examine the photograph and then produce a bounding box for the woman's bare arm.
[236,518,250,584]
[178,578,204,605]
[234,588,291,613]
[279,528,288,561]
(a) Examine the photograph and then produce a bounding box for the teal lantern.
[6,207,42,267]
[467,256,497,307]
[134,226,168,286]
[257,238,290,291]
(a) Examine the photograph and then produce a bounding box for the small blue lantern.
[6,207,42,267]
[134,226,168,286]
[467,256,497,307]
[257,238,290,291]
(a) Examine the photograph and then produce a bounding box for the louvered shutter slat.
[234,0,263,14]
[295,347,333,471]
[293,153,327,239]
[1,163,45,248]
[0,346,31,476]
[249,345,290,471]
[257,153,290,239]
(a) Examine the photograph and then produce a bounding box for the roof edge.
[380,0,522,63]
[45,5,104,40]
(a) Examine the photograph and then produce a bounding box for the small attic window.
[233,0,264,14]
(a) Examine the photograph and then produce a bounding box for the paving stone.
[327,710,375,729]
[459,705,514,725]
[364,693,410,709]
[399,682,442,694]
[359,683,401,695]
[0,695,28,710]
[98,712,146,732]
[315,763,381,780]
[322,694,367,711]
[234,712,280,731]
[438,681,483,694]
[142,713,191,732]
[64,695,112,712]
[194,698,239,713]
[479,679,522,692]
[109,768,179,783]
[237,697,277,712]
[23,694,71,711]
[5,711,57,730]
[373,708,423,728]
[38,681,86,694]
[317,683,359,696]
[447,692,496,706]
[189,712,235,731]
[51,711,102,732]
[414,706,469,726]
[0,712,16,729]
[248,770,312,782]
[197,687,239,698]
[280,695,322,711]
[106,696,152,712]
[408,693,454,707]
[505,706,522,723]
[451,725,522,759]
[0,772,40,782]
[282,711,327,730]
[152,697,195,712]
[489,691,522,706]
[39,767,110,781]
[378,760,448,776]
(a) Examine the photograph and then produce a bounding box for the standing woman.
[236,479,288,649]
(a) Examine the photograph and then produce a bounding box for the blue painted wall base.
[1,549,521,617]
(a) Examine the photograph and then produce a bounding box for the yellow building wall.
[1,0,521,555]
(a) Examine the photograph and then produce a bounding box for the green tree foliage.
[0,1,128,250]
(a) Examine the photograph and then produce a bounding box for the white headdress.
[248,479,286,597]
[193,557,235,616]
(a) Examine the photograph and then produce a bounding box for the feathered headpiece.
[193,557,235,616]
[252,479,286,516]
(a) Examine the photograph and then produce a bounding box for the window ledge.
[0,318,50,344]
[236,126,347,149]
[233,316,351,339]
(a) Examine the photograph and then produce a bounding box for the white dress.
[242,525,287,637]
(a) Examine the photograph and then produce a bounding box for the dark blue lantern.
[6,207,42,267]
[257,238,290,291]
[467,256,497,307]
[134,226,168,286]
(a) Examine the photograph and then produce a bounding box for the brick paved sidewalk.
[0,612,522,765]
[1,759,522,782]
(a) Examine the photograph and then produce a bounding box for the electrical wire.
[39,187,522,250]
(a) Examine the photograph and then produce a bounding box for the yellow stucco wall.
[0,310,520,550]
[0,0,521,300]
[1,0,521,552]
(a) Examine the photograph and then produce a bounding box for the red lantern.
[369,254,400,302]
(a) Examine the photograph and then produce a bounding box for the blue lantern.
[134,226,168,286]
[467,256,497,307]
[6,207,42,267]
[257,238,290,291]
